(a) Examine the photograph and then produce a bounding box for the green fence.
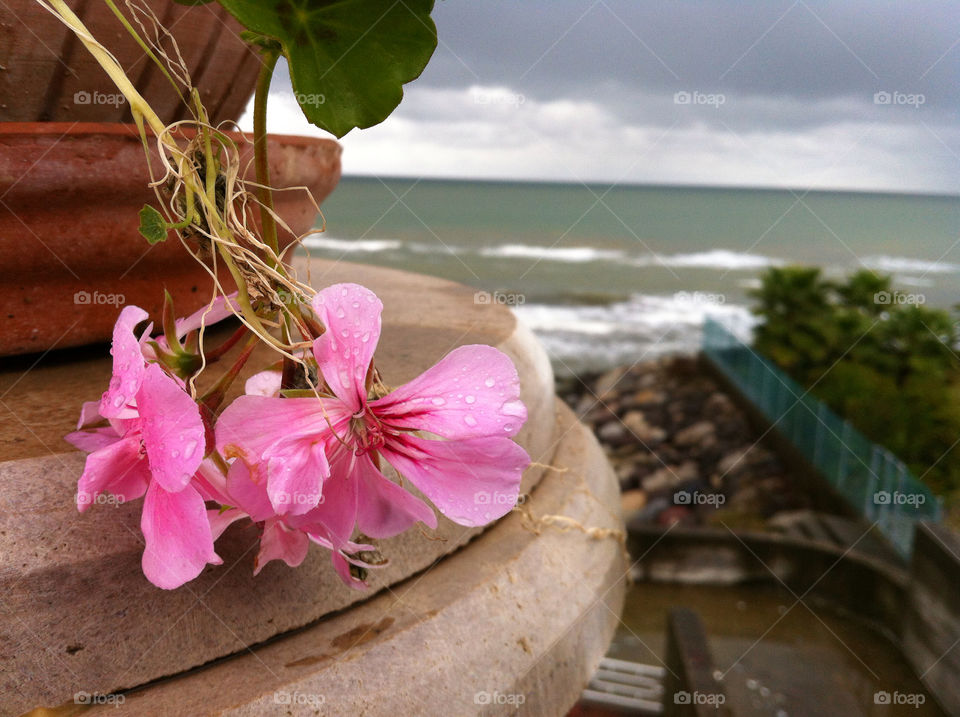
[702,318,941,558]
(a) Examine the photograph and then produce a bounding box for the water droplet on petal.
[183,440,198,459]
[335,307,346,319]
[464,415,478,427]
[113,395,124,407]
[465,395,476,404]
[432,397,446,406]
[341,328,349,338]
[484,378,496,388]
[171,449,180,458]
[361,331,370,343]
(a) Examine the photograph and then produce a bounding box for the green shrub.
[751,267,960,499]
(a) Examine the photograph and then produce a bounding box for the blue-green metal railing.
[702,318,941,558]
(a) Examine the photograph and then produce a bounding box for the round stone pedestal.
[2,259,626,715]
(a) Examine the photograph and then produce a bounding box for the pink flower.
[66,306,221,589]
[216,283,530,559]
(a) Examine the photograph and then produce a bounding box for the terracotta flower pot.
[0,122,341,356]
[0,0,259,124]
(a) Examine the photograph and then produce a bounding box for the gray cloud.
[255,1,960,193]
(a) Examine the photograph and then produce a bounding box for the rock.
[704,391,735,417]
[620,489,647,514]
[717,447,750,476]
[628,389,666,408]
[621,410,667,446]
[641,465,687,493]
[674,420,716,448]
[594,366,627,399]
[674,460,699,483]
[597,421,626,444]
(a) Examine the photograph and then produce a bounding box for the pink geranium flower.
[216,282,530,559]
[65,305,222,589]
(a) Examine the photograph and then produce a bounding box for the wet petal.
[65,426,123,455]
[372,345,527,439]
[141,482,220,590]
[137,363,205,493]
[215,395,348,468]
[100,305,149,419]
[264,436,329,516]
[288,453,358,549]
[254,518,310,575]
[75,433,150,512]
[311,283,382,412]
[355,455,437,538]
[225,459,275,522]
[381,435,529,527]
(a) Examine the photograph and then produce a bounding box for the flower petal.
[141,482,220,590]
[244,370,282,397]
[355,455,437,538]
[77,400,103,430]
[381,435,529,527]
[215,395,348,468]
[207,507,246,541]
[75,433,150,512]
[287,452,358,549]
[372,345,527,439]
[175,292,240,337]
[137,363,205,493]
[225,459,275,522]
[65,426,123,455]
[254,518,310,575]
[311,283,382,412]
[100,305,150,419]
[264,436,329,516]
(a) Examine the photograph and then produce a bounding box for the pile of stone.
[556,356,812,529]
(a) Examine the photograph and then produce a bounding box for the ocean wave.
[862,255,960,275]
[635,249,784,270]
[303,236,403,253]
[479,244,625,263]
[512,293,756,375]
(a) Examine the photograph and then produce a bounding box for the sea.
[303,177,960,376]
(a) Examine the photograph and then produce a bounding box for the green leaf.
[138,205,168,245]
[217,0,437,137]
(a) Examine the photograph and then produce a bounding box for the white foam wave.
[479,244,625,263]
[303,236,403,253]
[512,293,756,375]
[862,255,960,275]
[635,249,783,270]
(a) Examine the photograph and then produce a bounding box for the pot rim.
[0,121,339,150]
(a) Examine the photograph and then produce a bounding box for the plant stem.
[253,51,281,266]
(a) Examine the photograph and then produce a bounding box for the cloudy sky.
[244,1,960,194]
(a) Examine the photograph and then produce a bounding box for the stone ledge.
[76,401,627,716]
[1,259,558,712]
